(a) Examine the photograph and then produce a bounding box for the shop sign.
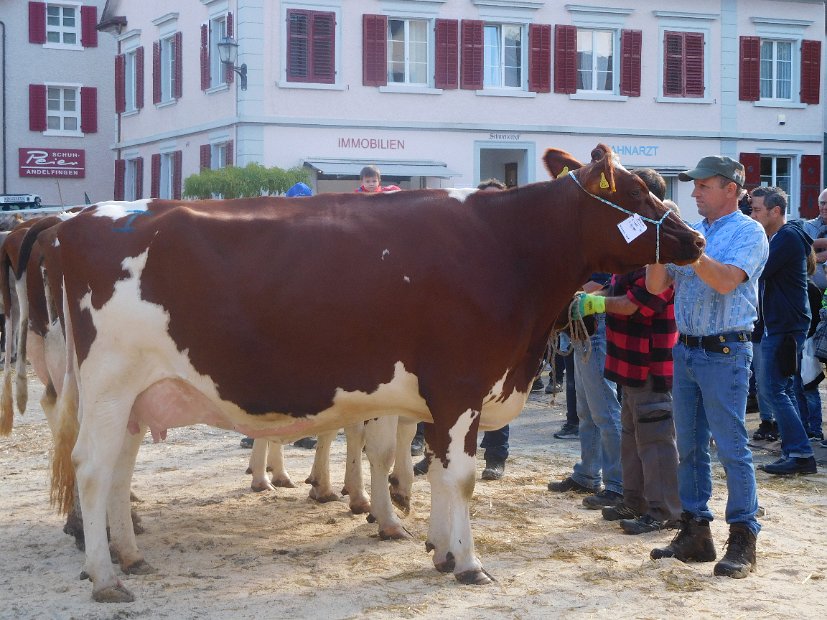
[19,148,86,178]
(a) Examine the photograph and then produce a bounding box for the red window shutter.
[554,24,577,94]
[663,32,683,96]
[80,87,97,133]
[200,144,211,170]
[739,36,760,101]
[29,2,46,44]
[739,153,760,192]
[135,46,145,109]
[226,140,234,167]
[80,5,98,48]
[800,40,821,105]
[528,24,551,93]
[153,41,161,104]
[800,155,822,219]
[135,157,144,199]
[460,20,483,90]
[684,32,705,97]
[619,29,641,97]
[363,14,387,87]
[225,13,235,83]
[200,24,210,90]
[114,159,126,201]
[434,19,458,89]
[312,12,336,84]
[174,32,183,99]
[173,151,183,199]
[115,54,126,113]
[151,153,161,198]
[29,84,47,131]
[287,10,310,81]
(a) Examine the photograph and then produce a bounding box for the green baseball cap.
[678,156,745,186]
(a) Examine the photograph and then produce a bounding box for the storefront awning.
[303,158,459,179]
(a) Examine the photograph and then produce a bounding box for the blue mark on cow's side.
[113,209,151,233]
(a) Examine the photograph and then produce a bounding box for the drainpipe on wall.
[1,20,7,193]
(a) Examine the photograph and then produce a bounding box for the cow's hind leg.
[342,424,370,514]
[364,416,410,539]
[306,430,338,503]
[389,416,416,513]
[247,439,276,492]
[425,409,491,585]
[266,440,295,487]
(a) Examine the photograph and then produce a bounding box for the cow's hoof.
[349,499,371,515]
[305,476,318,487]
[425,540,435,553]
[271,477,296,489]
[455,568,494,585]
[123,559,155,575]
[366,513,377,524]
[309,490,338,503]
[79,570,90,581]
[434,552,455,573]
[390,491,410,514]
[379,525,413,541]
[340,486,349,496]
[92,582,135,603]
[251,481,275,492]
[245,466,253,475]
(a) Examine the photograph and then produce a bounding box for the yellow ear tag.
[557,166,569,179]
[600,172,610,189]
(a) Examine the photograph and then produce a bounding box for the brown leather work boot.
[650,512,716,562]
[713,523,757,578]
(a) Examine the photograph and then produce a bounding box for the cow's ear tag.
[600,172,610,189]
[557,166,569,179]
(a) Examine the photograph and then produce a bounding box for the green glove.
[573,293,605,319]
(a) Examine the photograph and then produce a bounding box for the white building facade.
[102,0,824,222]
[1,0,116,206]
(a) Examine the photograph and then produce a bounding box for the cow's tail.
[0,239,13,436]
[50,282,78,516]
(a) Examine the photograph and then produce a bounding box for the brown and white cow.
[49,145,703,602]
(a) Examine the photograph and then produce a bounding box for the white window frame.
[576,28,617,94]
[278,4,345,91]
[211,142,230,170]
[124,48,138,113]
[44,2,82,50]
[482,23,525,90]
[209,15,229,89]
[760,39,794,102]
[655,23,714,105]
[125,157,140,201]
[759,154,796,215]
[387,17,430,87]
[160,34,176,103]
[43,83,82,137]
[160,152,175,199]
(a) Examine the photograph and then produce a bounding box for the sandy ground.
[1,370,826,620]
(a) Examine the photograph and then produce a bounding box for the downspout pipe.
[1,21,7,192]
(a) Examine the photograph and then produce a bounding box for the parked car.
[0,194,42,211]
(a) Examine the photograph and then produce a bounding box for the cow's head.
[544,143,704,269]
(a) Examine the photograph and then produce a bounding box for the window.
[388,19,428,85]
[125,158,142,201]
[124,49,137,112]
[577,29,614,92]
[160,152,174,199]
[483,24,522,88]
[46,4,78,45]
[287,9,336,84]
[212,143,230,169]
[663,31,704,98]
[760,156,792,207]
[210,16,228,88]
[47,86,79,132]
[160,35,176,102]
[760,40,792,100]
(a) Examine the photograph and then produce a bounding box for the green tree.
[183,163,310,199]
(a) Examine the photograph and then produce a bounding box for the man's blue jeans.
[751,344,774,423]
[672,341,760,535]
[571,316,622,494]
[757,332,813,458]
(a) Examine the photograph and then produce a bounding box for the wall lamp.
[217,36,247,91]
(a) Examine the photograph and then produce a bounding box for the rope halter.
[567,170,672,264]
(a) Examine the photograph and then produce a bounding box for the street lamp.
[217,36,247,91]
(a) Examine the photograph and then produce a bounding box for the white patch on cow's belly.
[447,188,478,203]
[479,371,528,432]
[80,253,433,439]
[89,199,152,220]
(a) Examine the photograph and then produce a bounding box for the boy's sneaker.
[582,490,623,509]
[601,502,639,521]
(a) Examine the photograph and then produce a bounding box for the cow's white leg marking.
[364,416,410,539]
[389,416,417,513]
[426,409,488,583]
[13,277,28,414]
[265,439,295,488]
[248,439,275,491]
[342,424,370,513]
[307,430,338,503]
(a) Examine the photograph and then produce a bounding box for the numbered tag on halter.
[617,214,647,243]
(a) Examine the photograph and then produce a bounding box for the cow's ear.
[590,143,612,163]
[543,148,583,179]
[580,152,617,194]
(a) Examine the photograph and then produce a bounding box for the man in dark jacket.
[750,186,818,475]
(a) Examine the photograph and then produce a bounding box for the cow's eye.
[630,189,640,198]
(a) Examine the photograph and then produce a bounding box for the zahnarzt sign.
[19,148,86,178]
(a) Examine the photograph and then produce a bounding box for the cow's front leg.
[388,416,416,513]
[425,409,491,585]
